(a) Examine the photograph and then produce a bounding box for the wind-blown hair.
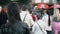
[7,2,21,23]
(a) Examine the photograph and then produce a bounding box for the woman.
[32,12,47,34]
[42,9,53,34]
[53,9,60,34]
[30,11,37,22]
[0,6,7,28]
[20,5,34,28]
[0,2,30,34]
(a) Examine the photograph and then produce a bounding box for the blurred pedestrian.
[0,2,30,34]
[53,9,60,34]
[0,6,7,28]
[20,5,34,29]
[32,12,47,34]
[42,9,53,34]
[47,8,54,34]
[30,11,37,22]
[42,9,49,30]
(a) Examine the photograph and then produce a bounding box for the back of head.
[21,5,28,11]
[37,12,42,20]
[7,2,21,23]
[47,8,54,15]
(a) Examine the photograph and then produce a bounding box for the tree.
[18,0,31,5]
[0,0,10,6]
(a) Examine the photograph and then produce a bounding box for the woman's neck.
[44,13,47,14]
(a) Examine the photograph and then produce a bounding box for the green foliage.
[0,0,10,5]
[0,0,30,6]
[18,0,31,5]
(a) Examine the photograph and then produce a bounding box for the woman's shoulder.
[1,23,10,28]
[0,22,29,34]
[0,23,12,33]
[15,21,29,28]
[21,22,29,27]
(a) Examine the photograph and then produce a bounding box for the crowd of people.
[0,2,60,34]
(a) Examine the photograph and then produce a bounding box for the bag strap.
[23,13,27,22]
[36,23,45,34]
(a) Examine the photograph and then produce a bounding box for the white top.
[20,10,34,28]
[32,19,47,34]
[42,14,52,31]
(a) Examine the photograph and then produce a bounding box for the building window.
[34,0,41,3]
[43,0,49,3]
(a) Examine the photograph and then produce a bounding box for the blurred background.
[0,0,60,34]
[0,0,60,7]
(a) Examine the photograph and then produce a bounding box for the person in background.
[32,12,47,34]
[30,11,37,22]
[33,6,37,11]
[42,9,48,30]
[0,6,7,28]
[20,5,34,29]
[47,8,53,34]
[0,2,30,34]
[42,9,53,34]
[53,9,60,34]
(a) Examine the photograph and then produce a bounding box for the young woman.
[0,6,7,28]
[32,12,47,34]
[53,9,60,34]
[0,2,30,34]
[42,9,53,34]
[20,5,34,28]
